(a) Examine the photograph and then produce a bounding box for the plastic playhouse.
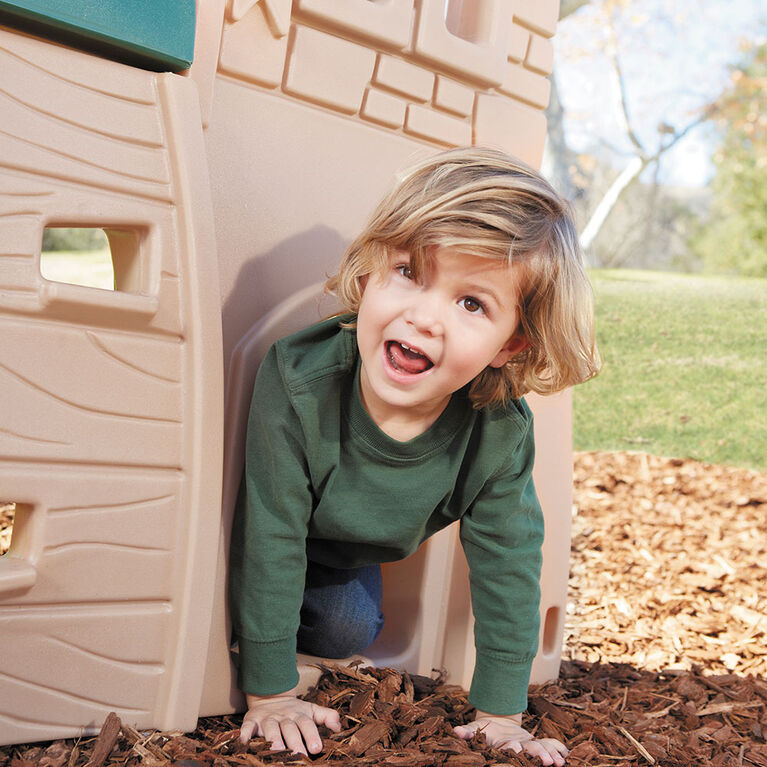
[0,0,571,747]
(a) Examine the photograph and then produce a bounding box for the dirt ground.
[1,451,765,766]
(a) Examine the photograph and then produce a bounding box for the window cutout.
[41,227,142,293]
[445,0,493,44]
[1,502,16,557]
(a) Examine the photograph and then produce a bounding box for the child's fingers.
[519,738,567,766]
[539,738,568,766]
[454,722,519,747]
[452,723,477,739]
[312,704,342,732]
[238,717,258,744]
[260,718,288,753]
[457,716,567,765]
[278,718,309,756]
[527,738,568,755]
[517,740,553,765]
[295,715,323,754]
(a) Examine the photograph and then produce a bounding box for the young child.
[230,147,600,766]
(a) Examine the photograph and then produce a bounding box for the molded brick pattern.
[433,76,474,117]
[499,62,551,109]
[285,26,376,114]
[217,0,560,165]
[474,95,546,165]
[512,0,559,36]
[374,55,434,102]
[219,1,288,87]
[526,35,554,76]
[508,23,530,63]
[294,0,413,50]
[362,87,407,128]
[405,104,472,147]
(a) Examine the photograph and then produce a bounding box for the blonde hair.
[325,147,600,407]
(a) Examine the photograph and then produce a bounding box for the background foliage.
[42,227,107,252]
[691,44,767,277]
[550,2,767,278]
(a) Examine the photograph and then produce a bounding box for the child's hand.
[454,710,568,766]
[239,692,342,755]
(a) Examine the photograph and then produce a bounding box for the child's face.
[356,247,528,433]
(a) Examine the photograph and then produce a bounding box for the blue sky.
[553,0,767,186]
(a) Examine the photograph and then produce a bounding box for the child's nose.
[404,293,444,336]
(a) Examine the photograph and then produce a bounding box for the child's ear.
[488,334,530,368]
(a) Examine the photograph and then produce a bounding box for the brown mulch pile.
[568,451,767,678]
[1,451,766,766]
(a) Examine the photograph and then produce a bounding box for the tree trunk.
[543,72,578,199]
[580,156,645,265]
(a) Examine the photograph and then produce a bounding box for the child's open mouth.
[385,341,434,375]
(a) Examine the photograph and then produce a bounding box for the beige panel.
[0,28,223,746]
[285,25,377,113]
[527,389,574,683]
[474,94,548,167]
[1,322,182,423]
[499,61,552,108]
[508,21,532,63]
[405,103,473,146]
[374,55,435,102]
[0,607,170,740]
[199,0,567,716]
[206,81,431,372]
[513,0,560,36]
[294,0,413,49]
[527,34,555,76]
[218,2,288,88]
[0,25,158,104]
[433,76,475,117]
[362,88,408,128]
[184,0,227,127]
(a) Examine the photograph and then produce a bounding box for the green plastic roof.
[0,0,196,71]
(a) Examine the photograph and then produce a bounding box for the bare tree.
[577,8,717,264]
[544,0,590,200]
[548,1,726,267]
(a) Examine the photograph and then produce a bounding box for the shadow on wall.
[221,225,349,373]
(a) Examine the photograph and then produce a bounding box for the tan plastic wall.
[0,0,571,745]
[193,0,570,716]
[0,25,224,745]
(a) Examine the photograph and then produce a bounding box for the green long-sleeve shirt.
[229,315,544,714]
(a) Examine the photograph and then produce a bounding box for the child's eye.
[395,264,413,280]
[459,297,485,314]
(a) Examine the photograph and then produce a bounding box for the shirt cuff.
[235,634,300,696]
[468,650,534,714]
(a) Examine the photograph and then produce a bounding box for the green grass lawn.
[574,269,767,471]
[40,247,114,290]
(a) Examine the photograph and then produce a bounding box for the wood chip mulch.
[1,451,765,767]
[567,451,767,679]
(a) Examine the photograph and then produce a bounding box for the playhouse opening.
[40,227,142,292]
[0,503,16,556]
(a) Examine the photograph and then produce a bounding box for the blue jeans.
[297,561,384,658]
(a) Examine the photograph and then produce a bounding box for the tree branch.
[580,155,646,259]
[606,9,646,156]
